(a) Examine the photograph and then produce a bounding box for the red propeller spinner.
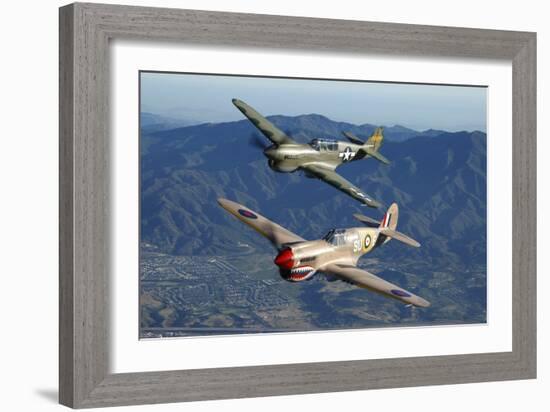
[274,248,294,270]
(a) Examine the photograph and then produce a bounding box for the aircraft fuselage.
[275,226,385,282]
[264,141,367,173]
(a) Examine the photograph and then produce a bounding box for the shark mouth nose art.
[288,266,316,281]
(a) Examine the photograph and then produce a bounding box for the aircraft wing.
[323,263,430,307]
[232,99,297,145]
[217,198,305,250]
[300,163,381,208]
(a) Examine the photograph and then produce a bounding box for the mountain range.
[140,112,196,134]
[139,113,487,331]
[141,114,486,263]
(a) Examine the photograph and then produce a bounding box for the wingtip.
[417,298,431,308]
[366,199,382,209]
[217,197,230,208]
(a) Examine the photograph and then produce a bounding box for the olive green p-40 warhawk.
[232,99,389,208]
[218,198,430,308]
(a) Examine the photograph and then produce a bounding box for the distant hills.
[140,112,196,134]
[141,112,450,144]
[260,113,444,143]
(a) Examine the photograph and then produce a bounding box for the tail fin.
[342,131,364,145]
[379,202,398,230]
[366,127,384,152]
[362,127,389,165]
[379,203,421,248]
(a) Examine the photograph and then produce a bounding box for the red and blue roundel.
[390,289,411,298]
[238,209,258,219]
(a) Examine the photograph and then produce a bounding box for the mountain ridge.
[140,118,486,268]
[141,112,461,144]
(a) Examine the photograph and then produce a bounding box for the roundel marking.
[391,289,412,298]
[238,209,258,219]
[364,234,372,249]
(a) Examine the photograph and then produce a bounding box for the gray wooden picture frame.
[59,2,536,408]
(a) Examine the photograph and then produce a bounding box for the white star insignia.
[339,147,356,162]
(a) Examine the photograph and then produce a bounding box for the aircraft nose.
[274,248,294,270]
[264,144,282,160]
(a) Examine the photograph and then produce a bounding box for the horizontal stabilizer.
[353,213,380,227]
[342,131,364,145]
[379,228,420,248]
[363,148,390,165]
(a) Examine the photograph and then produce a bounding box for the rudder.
[366,127,384,152]
[380,203,398,231]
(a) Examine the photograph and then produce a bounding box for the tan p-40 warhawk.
[232,99,389,208]
[218,198,430,307]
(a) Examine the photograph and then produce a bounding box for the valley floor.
[139,246,487,338]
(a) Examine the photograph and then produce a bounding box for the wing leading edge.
[217,198,304,250]
[301,163,381,208]
[232,99,296,145]
[323,263,430,307]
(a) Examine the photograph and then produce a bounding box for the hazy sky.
[140,71,486,132]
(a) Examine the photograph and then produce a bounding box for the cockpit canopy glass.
[309,139,338,151]
[323,228,347,246]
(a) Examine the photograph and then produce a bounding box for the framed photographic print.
[138,71,486,339]
[59,2,536,408]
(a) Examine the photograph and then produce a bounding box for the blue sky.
[140,72,487,132]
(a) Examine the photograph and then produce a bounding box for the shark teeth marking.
[288,266,316,281]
